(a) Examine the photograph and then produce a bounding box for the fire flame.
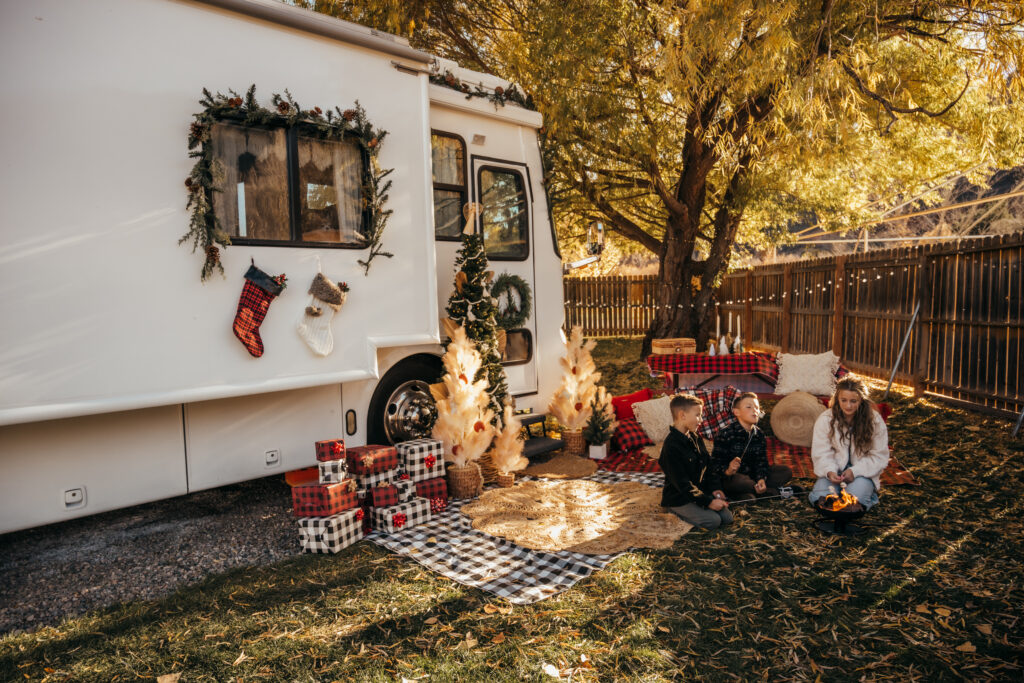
[821,485,860,512]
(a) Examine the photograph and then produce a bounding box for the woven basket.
[447,462,483,499]
[652,337,697,355]
[562,429,586,457]
[477,450,500,484]
[496,472,515,488]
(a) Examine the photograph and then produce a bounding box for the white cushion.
[774,351,840,396]
[631,395,674,443]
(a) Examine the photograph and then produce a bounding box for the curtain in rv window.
[479,167,529,260]
[211,123,290,241]
[297,135,363,243]
[431,133,466,239]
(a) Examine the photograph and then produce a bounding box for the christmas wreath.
[180,85,393,281]
[491,273,533,330]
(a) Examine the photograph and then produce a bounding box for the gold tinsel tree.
[548,326,601,431]
[431,325,495,468]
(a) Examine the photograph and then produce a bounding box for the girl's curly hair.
[828,376,876,454]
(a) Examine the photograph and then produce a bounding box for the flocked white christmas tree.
[548,326,601,431]
[431,325,495,468]
[491,404,528,476]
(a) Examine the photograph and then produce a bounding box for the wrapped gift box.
[346,445,399,475]
[368,484,399,508]
[297,508,364,554]
[396,438,446,483]
[414,477,448,502]
[395,479,416,503]
[315,439,346,462]
[352,466,398,489]
[292,482,358,517]
[317,460,348,484]
[372,497,432,534]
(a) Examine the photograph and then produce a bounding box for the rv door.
[472,157,539,398]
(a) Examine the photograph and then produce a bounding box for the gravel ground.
[0,476,298,636]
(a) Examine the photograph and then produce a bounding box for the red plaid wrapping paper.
[346,445,399,475]
[368,484,399,507]
[395,438,447,483]
[315,439,346,462]
[372,497,432,533]
[291,483,359,517]
[414,477,448,503]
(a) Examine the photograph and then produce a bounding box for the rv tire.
[367,354,443,445]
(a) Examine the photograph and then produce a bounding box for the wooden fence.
[563,232,1024,417]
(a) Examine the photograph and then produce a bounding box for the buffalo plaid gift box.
[291,482,358,517]
[352,466,398,489]
[395,479,416,503]
[297,508,364,553]
[315,439,346,462]
[395,438,446,482]
[372,497,432,534]
[317,459,348,484]
[346,445,399,475]
[368,484,399,508]
[414,476,448,512]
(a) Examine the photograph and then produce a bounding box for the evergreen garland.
[491,273,532,329]
[180,85,393,281]
[429,70,536,111]
[445,234,509,421]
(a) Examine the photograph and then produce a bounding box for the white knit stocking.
[297,273,346,357]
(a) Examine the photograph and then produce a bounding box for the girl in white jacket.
[809,376,890,511]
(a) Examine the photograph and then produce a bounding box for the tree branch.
[842,62,971,133]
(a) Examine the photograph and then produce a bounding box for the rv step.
[523,436,564,461]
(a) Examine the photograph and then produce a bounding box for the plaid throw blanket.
[366,470,664,604]
[647,351,780,380]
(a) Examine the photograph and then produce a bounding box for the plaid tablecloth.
[647,351,780,381]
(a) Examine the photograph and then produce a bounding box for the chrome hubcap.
[384,380,437,443]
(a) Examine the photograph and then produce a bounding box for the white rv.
[0,0,564,533]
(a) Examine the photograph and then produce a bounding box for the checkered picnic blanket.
[647,351,780,380]
[365,470,664,604]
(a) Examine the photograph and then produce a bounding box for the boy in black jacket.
[659,394,733,530]
[712,392,793,501]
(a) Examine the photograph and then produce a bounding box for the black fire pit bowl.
[813,499,868,536]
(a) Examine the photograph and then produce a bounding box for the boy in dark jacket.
[712,392,793,500]
[659,394,732,530]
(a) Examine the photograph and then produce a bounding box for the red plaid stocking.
[232,264,286,357]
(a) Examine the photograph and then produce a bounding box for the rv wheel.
[367,355,443,445]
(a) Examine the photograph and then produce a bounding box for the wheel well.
[366,353,444,444]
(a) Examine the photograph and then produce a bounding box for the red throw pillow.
[611,388,654,421]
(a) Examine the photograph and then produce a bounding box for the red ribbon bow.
[425,455,436,468]
[331,442,343,455]
[393,513,407,529]
[354,508,364,521]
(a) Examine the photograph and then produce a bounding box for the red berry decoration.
[425,455,436,468]
[355,508,364,521]
[400,473,410,481]
[430,497,447,513]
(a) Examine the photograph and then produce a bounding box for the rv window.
[210,123,290,240]
[297,136,366,243]
[431,133,466,240]
[479,168,529,260]
[501,328,533,365]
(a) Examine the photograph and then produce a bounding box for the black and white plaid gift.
[372,497,432,533]
[317,459,348,484]
[396,438,446,483]
[353,466,398,489]
[297,507,365,553]
[395,479,416,503]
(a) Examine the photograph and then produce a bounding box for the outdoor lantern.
[587,221,605,255]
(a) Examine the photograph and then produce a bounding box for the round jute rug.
[521,453,598,479]
[461,479,692,555]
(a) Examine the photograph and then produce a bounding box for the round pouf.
[496,472,515,488]
[561,429,586,457]
[447,462,484,499]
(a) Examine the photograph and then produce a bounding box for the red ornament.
[571,366,577,375]
[574,402,583,411]
[355,508,364,521]
[425,455,436,468]
[452,444,461,456]
[474,421,485,433]
[393,513,407,529]
[458,373,468,384]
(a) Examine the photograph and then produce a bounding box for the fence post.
[781,263,793,353]
[913,250,933,397]
[832,256,846,358]
[744,270,753,348]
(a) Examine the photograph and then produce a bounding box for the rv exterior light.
[471,134,486,145]
[345,409,357,436]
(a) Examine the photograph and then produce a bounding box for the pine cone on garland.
[205,245,220,266]
[342,109,357,121]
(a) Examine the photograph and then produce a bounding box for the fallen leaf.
[233,651,249,666]
[976,624,993,635]
[542,663,561,678]
[965,425,981,432]
[915,605,930,614]
[935,607,952,617]
[955,642,976,653]
[424,617,438,625]
[657,625,670,633]
[484,604,500,614]
[491,633,506,644]
[427,536,437,544]
[157,675,182,683]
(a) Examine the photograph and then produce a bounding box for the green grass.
[2,339,1023,681]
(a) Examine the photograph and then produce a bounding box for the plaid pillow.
[611,419,654,453]
[688,387,740,440]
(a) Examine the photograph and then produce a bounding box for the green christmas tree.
[445,233,508,420]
